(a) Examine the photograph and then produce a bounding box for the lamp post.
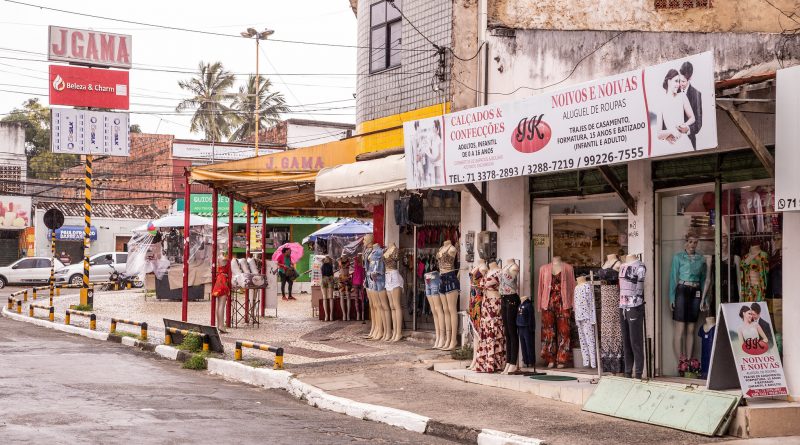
[241,27,274,157]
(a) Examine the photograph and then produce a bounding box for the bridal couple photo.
[653,61,704,153]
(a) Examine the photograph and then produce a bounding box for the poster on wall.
[707,302,788,398]
[403,52,717,189]
[0,196,31,229]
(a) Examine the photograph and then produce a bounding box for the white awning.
[315,154,407,203]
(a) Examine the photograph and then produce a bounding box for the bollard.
[89,314,96,330]
[126,282,131,290]
[16,300,22,314]
[234,341,284,369]
[49,306,54,322]
[141,322,148,341]
[32,288,37,300]
[165,330,172,345]
[56,287,61,296]
[7,297,12,310]
[274,349,284,370]
[164,328,207,351]
[65,311,70,325]
[110,319,117,334]
[28,305,33,317]
[235,342,242,361]
[23,290,27,302]
[110,318,148,341]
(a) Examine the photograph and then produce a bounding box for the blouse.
[573,282,596,323]
[669,251,706,305]
[499,268,519,295]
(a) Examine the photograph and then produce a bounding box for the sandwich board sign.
[707,302,788,398]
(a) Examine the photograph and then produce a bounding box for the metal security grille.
[0,166,22,193]
[655,0,711,8]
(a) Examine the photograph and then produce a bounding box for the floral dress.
[540,272,572,366]
[468,269,484,333]
[740,251,769,302]
[475,272,506,373]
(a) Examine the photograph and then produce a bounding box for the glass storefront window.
[551,216,628,276]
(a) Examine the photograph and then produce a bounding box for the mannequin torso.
[384,243,399,271]
[601,254,620,270]
[500,259,520,295]
[437,241,457,273]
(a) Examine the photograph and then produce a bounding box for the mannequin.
[573,275,597,368]
[384,242,404,342]
[699,316,716,379]
[362,234,378,338]
[425,269,444,348]
[338,255,352,321]
[516,294,536,369]
[537,256,575,368]
[500,258,521,375]
[368,243,388,341]
[475,261,507,372]
[720,234,741,303]
[739,244,769,302]
[437,240,460,351]
[352,256,366,321]
[669,233,707,364]
[619,253,646,379]
[320,256,335,321]
[468,259,488,370]
[598,253,624,373]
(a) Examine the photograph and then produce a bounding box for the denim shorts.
[439,270,459,294]
[424,271,441,296]
[673,284,701,323]
[368,273,385,292]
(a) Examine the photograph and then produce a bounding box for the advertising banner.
[172,142,279,161]
[49,225,98,241]
[49,65,129,110]
[775,65,800,212]
[0,196,31,229]
[51,107,130,157]
[403,52,717,189]
[708,302,788,398]
[250,223,263,250]
[48,26,132,69]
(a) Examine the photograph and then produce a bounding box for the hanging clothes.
[573,282,597,368]
[740,250,769,302]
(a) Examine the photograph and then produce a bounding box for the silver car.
[0,257,66,289]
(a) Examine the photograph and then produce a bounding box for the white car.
[0,257,66,289]
[54,252,130,286]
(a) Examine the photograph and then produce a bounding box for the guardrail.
[164,327,209,352]
[65,309,96,330]
[7,296,22,313]
[110,318,148,341]
[7,296,13,311]
[29,303,54,322]
[234,341,284,369]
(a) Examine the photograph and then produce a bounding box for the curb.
[2,306,544,444]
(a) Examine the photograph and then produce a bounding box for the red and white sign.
[48,26,132,69]
[49,65,129,110]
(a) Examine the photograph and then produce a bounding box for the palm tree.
[229,75,289,142]
[176,61,236,142]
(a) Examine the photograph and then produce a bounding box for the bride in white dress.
[655,69,696,154]
[738,306,768,347]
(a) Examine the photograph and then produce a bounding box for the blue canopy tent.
[303,218,373,243]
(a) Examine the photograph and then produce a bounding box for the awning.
[315,154,406,203]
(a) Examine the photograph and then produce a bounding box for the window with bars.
[655,0,711,8]
[0,166,22,194]
[370,0,402,73]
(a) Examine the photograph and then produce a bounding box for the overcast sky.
[0,0,357,140]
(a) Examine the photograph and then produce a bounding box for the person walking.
[277,247,297,300]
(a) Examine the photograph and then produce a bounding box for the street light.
[241,28,275,157]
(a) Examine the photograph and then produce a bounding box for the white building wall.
[783,212,800,398]
[627,159,655,342]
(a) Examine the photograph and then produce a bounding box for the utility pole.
[241,27,274,156]
[81,154,93,307]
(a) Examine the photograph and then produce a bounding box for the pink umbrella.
[272,242,304,264]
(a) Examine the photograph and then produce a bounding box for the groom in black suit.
[679,61,702,149]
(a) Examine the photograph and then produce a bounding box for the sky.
[0,0,358,141]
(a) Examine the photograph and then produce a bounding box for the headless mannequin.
[384,243,403,342]
[428,277,445,349]
[468,259,488,370]
[362,234,381,340]
[670,241,705,361]
[601,254,620,270]
[501,259,521,375]
[321,256,334,321]
[371,244,389,341]
[742,244,764,299]
[338,255,351,321]
[438,240,459,351]
[548,256,563,368]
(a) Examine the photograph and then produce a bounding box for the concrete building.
[0,122,29,265]
[257,119,355,149]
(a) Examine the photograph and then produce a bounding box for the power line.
[3,0,436,53]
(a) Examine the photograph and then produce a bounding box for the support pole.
[255,38,260,157]
[226,196,234,328]
[211,188,218,326]
[49,229,55,305]
[245,203,251,324]
[181,170,190,322]
[80,155,93,307]
[261,210,267,316]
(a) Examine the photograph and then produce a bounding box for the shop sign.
[403,52,717,189]
[775,66,800,212]
[49,225,98,241]
[0,196,31,229]
[172,142,279,161]
[49,65,129,110]
[250,223,262,250]
[51,107,130,157]
[707,302,787,398]
[48,26,132,69]
[531,234,549,248]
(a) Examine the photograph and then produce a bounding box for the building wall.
[0,122,27,194]
[355,0,453,124]
[33,209,148,257]
[488,0,798,33]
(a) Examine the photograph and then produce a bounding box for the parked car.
[0,257,66,289]
[54,252,137,286]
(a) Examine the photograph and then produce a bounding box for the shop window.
[264,226,290,250]
[655,0,711,8]
[551,215,628,277]
[657,181,782,378]
[369,0,402,73]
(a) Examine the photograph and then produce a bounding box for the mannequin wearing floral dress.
[475,262,506,373]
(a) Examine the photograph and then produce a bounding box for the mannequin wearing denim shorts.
[362,234,380,339]
[424,270,443,348]
[669,235,707,362]
[438,240,460,351]
[384,243,404,342]
[368,244,387,341]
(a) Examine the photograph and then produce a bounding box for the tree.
[229,75,289,142]
[176,61,237,142]
[130,124,142,133]
[1,98,80,179]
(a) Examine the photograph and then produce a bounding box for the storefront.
[0,195,31,265]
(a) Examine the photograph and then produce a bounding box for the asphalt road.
[0,316,453,445]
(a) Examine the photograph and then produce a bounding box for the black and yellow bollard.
[32,288,37,300]
[49,306,54,322]
[202,335,209,352]
[110,319,117,334]
[234,341,242,360]
[165,331,172,345]
[28,305,33,317]
[7,297,12,310]
[22,290,27,302]
[141,322,148,341]
[89,314,96,331]
[65,310,70,325]
[16,300,22,314]
[126,282,131,290]
[274,348,285,370]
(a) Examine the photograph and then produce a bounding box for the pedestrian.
[277,247,297,300]
[212,253,231,333]
[59,251,71,265]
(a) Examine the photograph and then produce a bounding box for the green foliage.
[114,331,143,340]
[130,124,142,133]
[72,304,93,312]
[176,61,237,142]
[244,358,270,368]
[182,351,209,370]
[176,331,203,353]
[28,151,81,180]
[229,75,288,142]
[450,345,474,361]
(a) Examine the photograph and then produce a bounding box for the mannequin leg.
[390,287,403,342]
[372,290,386,341]
[432,295,447,349]
[339,287,347,321]
[427,295,441,348]
[344,286,351,321]
[366,289,377,338]
[685,322,696,359]
[356,286,363,321]
[322,284,331,321]
[444,290,459,350]
[215,295,227,333]
[672,321,685,359]
[378,290,392,341]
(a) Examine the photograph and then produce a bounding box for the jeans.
[501,294,521,366]
[517,324,535,366]
[620,305,645,378]
[280,276,294,297]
